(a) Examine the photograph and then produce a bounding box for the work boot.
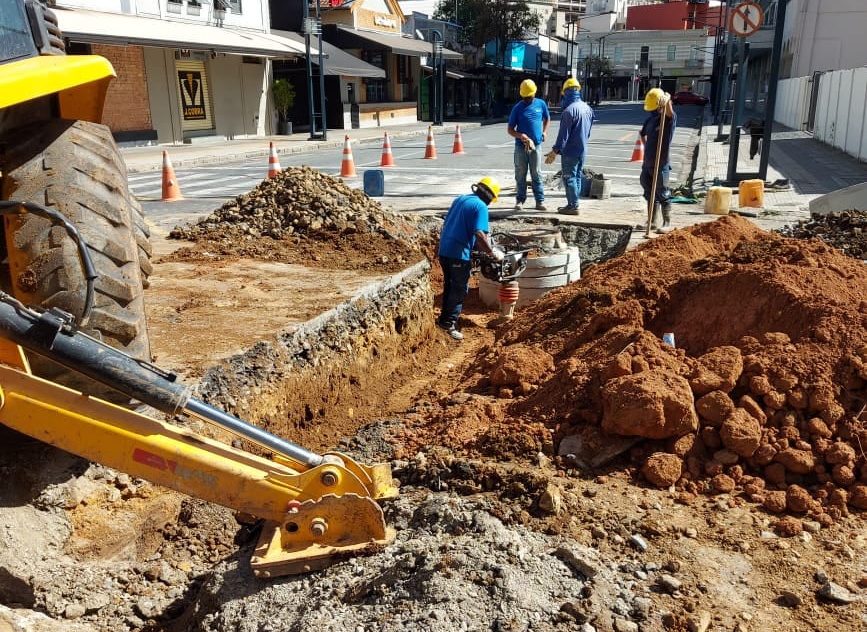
[637,203,661,231]
[656,204,673,234]
[514,201,524,211]
[557,205,579,215]
[535,201,547,211]
[437,321,463,340]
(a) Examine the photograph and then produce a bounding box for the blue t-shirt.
[438,194,489,260]
[508,98,550,147]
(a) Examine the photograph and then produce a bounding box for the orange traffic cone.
[424,125,437,159]
[267,141,282,178]
[160,151,183,202]
[630,136,645,162]
[340,135,357,177]
[452,125,465,154]
[380,132,395,167]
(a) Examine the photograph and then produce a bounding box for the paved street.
[132,102,704,233]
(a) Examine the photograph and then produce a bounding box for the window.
[366,79,387,102]
[689,47,698,62]
[362,50,386,71]
[667,45,676,61]
[215,0,241,14]
[396,54,410,84]
[614,46,623,63]
[167,0,182,13]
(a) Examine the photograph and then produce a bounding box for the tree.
[272,79,296,125]
[583,55,613,79]
[434,0,539,114]
[434,0,540,69]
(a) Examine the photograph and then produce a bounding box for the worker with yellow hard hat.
[436,177,503,340]
[544,76,594,215]
[507,78,551,211]
[639,87,676,233]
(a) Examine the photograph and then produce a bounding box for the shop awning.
[421,65,483,80]
[273,30,385,78]
[331,25,463,60]
[55,7,306,58]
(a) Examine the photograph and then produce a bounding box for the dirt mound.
[777,209,867,260]
[408,215,867,524]
[166,166,423,272]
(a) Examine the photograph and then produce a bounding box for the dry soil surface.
[1,207,866,632]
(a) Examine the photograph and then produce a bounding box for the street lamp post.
[431,30,444,125]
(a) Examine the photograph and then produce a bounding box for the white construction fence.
[775,67,867,162]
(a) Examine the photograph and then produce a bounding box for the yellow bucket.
[738,179,764,208]
[704,186,732,215]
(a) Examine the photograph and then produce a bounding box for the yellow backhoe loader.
[0,1,397,577]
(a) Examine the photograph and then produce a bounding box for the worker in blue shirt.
[546,77,594,215]
[639,88,677,233]
[437,177,502,340]
[508,79,550,211]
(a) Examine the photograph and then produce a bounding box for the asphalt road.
[133,102,704,232]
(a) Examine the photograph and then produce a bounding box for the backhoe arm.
[0,295,397,577]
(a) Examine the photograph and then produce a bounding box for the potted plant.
[272,78,296,135]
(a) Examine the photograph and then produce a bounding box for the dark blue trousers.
[438,255,472,328]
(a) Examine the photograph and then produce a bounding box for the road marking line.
[618,132,633,141]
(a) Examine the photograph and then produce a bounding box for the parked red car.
[672,91,709,106]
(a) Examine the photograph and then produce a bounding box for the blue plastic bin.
[363,169,384,197]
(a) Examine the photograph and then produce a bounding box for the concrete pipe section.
[479,220,632,309]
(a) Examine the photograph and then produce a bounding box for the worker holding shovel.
[639,88,676,234]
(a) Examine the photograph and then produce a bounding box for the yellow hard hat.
[561,77,581,95]
[519,79,537,97]
[644,88,666,111]
[475,176,500,204]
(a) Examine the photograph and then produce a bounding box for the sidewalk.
[692,115,867,233]
[120,121,486,174]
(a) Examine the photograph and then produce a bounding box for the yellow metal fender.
[0,55,115,123]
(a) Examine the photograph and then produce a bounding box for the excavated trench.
[4,215,867,632]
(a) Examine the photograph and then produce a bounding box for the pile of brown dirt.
[404,215,867,525]
[165,166,423,272]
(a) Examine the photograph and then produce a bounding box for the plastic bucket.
[704,186,732,215]
[580,175,592,197]
[738,179,764,208]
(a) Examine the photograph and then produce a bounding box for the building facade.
[781,0,867,78]
[273,0,461,129]
[55,0,304,144]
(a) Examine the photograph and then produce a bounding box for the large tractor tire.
[0,119,152,396]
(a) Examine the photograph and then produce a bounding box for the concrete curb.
[124,123,483,174]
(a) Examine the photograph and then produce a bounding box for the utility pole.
[716,0,733,141]
[303,2,327,140]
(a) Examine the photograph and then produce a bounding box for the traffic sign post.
[730,1,764,38]
[725,2,763,179]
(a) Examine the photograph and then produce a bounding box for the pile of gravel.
[776,210,867,259]
[169,166,395,241]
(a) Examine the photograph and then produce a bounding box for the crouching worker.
[437,177,503,341]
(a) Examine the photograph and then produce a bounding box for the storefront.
[318,0,462,128]
[54,6,305,144]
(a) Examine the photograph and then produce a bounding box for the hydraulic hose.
[0,293,323,468]
[0,201,97,324]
